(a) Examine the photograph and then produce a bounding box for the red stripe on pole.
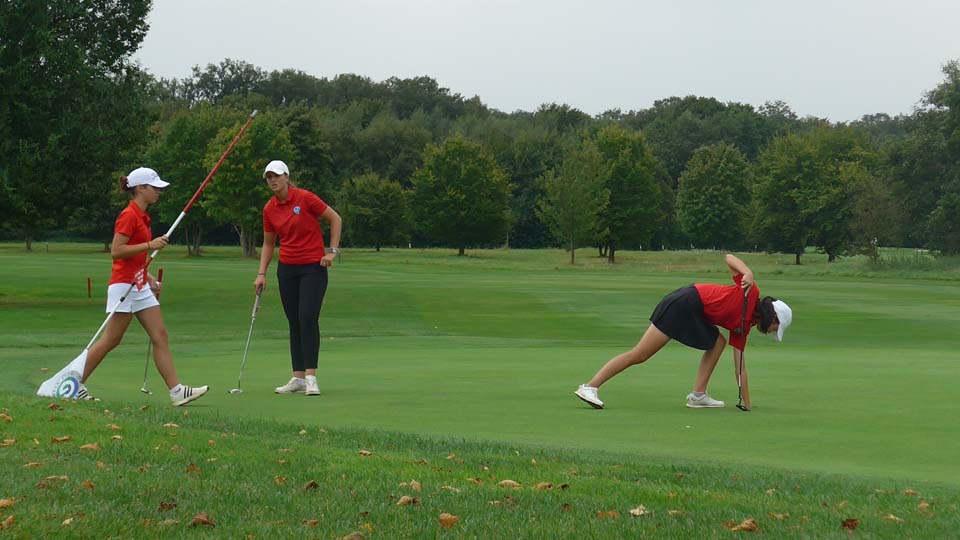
[183,111,258,214]
[87,277,91,298]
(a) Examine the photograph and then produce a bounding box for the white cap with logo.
[772,300,792,342]
[127,167,170,189]
[263,160,289,178]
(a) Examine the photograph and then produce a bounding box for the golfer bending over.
[80,168,209,406]
[254,160,342,397]
[575,254,791,411]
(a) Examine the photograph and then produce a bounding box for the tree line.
[3,2,959,262]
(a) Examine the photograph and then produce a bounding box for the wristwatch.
[329,247,340,255]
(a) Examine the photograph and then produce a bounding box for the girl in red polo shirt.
[254,160,342,397]
[574,254,792,411]
[79,167,209,406]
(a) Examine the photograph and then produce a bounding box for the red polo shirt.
[110,201,151,286]
[263,187,329,265]
[695,273,760,351]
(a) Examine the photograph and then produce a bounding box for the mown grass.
[2,396,957,539]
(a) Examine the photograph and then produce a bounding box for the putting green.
[2,245,956,485]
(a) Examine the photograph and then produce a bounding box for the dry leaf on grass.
[841,518,860,530]
[883,514,904,522]
[438,513,459,529]
[81,480,95,490]
[169,445,182,453]
[162,423,179,429]
[668,510,684,517]
[724,518,759,532]
[95,461,107,469]
[303,480,320,491]
[51,436,72,444]
[185,463,200,475]
[596,510,620,520]
[274,476,287,485]
[903,489,918,496]
[0,516,13,530]
[207,440,216,447]
[190,512,215,527]
[467,477,483,485]
[358,450,373,457]
[396,495,419,506]
[106,424,121,431]
[918,501,931,512]
[298,429,307,436]
[48,403,62,411]
[24,462,44,468]
[61,517,74,527]
[629,505,651,517]
[441,485,461,493]
[303,519,320,527]
[80,443,100,451]
[0,498,14,509]
[0,413,12,422]
[559,483,570,490]
[446,453,456,460]
[341,532,365,540]
[497,480,521,489]
[1,439,15,448]
[765,488,776,496]
[534,482,553,490]
[277,448,293,454]
[158,518,179,526]
[768,512,789,520]
[159,501,177,512]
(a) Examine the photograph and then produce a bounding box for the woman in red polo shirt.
[254,160,342,397]
[80,167,209,406]
[574,254,792,411]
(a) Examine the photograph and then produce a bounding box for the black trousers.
[276,262,328,372]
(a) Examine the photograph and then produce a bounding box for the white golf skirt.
[106,283,160,313]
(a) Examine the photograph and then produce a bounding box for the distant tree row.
[3,4,959,261]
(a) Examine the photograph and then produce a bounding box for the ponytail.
[118,176,130,193]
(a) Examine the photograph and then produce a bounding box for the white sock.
[305,375,317,382]
[170,384,184,396]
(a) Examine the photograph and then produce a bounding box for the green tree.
[927,191,960,255]
[595,125,664,262]
[201,113,297,257]
[676,144,751,250]
[411,136,511,255]
[536,139,608,264]
[338,174,410,251]
[0,0,152,249]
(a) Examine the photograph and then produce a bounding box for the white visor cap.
[127,167,170,189]
[263,160,289,178]
[772,300,792,342]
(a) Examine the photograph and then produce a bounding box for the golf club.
[229,285,263,395]
[734,286,750,411]
[37,110,258,398]
[140,267,163,395]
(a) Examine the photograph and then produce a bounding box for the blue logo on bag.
[293,206,301,215]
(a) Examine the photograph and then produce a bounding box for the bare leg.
[693,334,726,393]
[587,324,672,388]
[81,313,134,383]
[136,307,180,390]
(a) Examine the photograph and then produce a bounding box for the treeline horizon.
[3,3,959,262]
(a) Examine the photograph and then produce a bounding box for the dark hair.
[119,176,130,193]
[756,296,779,333]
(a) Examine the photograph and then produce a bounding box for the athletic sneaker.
[170,385,209,407]
[275,377,306,394]
[75,384,100,401]
[304,377,320,396]
[686,392,725,408]
[574,384,604,409]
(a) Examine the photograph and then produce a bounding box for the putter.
[140,267,163,395]
[734,286,750,412]
[229,286,263,395]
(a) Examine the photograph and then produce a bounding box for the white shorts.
[106,283,160,314]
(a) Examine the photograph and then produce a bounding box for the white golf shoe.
[686,392,725,408]
[574,384,604,409]
[171,385,209,407]
[275,377,306,394]
[304,377,320,396]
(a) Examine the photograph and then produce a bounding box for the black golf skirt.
[649,285,719,351]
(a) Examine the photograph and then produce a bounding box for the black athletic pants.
[276,262,328,372]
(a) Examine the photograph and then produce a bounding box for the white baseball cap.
[127,167,169,189]
[772,300,792,342]
[263,160,289,178]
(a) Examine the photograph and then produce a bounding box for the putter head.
[228,388,243,395]
[140,387,152,395]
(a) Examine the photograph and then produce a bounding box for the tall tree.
[338,173,410,251]
[536,139,608,264]
[594,125,664,262]
[411,136,511,255]
[676,144,752,250]
[0,0,152,249]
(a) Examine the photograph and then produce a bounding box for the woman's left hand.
[320,253,336,267]
[149,278,162,294]
[741,272,754,294]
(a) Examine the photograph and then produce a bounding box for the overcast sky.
[133,0,960,122]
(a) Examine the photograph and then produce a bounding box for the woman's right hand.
[254,274,266,293]
[147,235,169,251]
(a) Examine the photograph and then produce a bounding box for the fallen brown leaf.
[208,440,216,447]
[534,482,553,490]
[80,443,100,451]
[0,515,13,530]
[341,532,365,540]
[918,501,931,512]
[190,512,215,527]
[668,510,684,517]
[561,503,571,512]
[277,448,293,454]
[61,517,74,527]
[410,480,422,492]
[768,512,789,520]
[446,453,456,460]
[0,498,14,509]
[358,449,373,457]
[0,439,15,448]
[629,505,651,517]
[81,480,95,490]
[441,485,461,493]
[24,462,44,468]
[438,513,459,529]
[0,413,11,422]
[40,367,50,372]
[106,424,121,431]
[765,488,776,496]
[274,476,287,485]
[51,435,72,444]
[841,518,860,530]
[467,477,483,485]
[498,480,521,489]
[158,518,179,526]
[303,480,320,491]
[95,461,106,469]
[903,489,919,496]
[169,445,182,453]
[111,435,123,441]
[726,518,759,532]
[162,423,179,428]
[298,429,307,436]
[303,519,320,527]
[48,403,62,411]
[883,514,904,523]
[159,501,177,512]
[596,510,620,520]
[396,495,419,506]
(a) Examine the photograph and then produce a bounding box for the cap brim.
[148,179,170,189]
[263,169,286,178]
